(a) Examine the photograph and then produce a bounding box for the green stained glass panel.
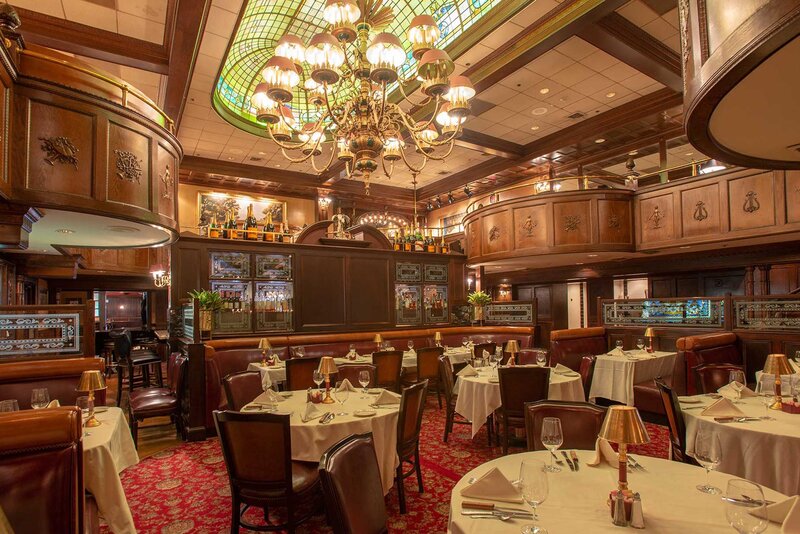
[214,0,502,130]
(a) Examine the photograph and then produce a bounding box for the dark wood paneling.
[513,205,547,249]
[650,278,674,298]
[553,200,591,246]
[347,257,391,327]
[728,172,776,231]
[482,210,511,255]
[741,339,772,384]
[298,254,346,330]
[676,276,700,297]
[681,183,720,237]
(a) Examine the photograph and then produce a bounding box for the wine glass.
[31,388,50,409]
[541,417,563,473]
[348,343,356,358]
[693,429,722,494]
[729,370,745,403]
[461,337,469,349]
[724,479,768,534]
[0,399,19,412]
[615,340,624,352]
[295,346,305,359]
[334,381,349,416]
[407,340,414,352]
[313,370,324,392]
[358,370,371,398]
[535,350,547,367]
[794,350,800,365]
[636,338,645,352]
[755,379,775,420]
[519,460,549,534]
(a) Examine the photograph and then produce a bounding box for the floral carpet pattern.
[108,399,669,533]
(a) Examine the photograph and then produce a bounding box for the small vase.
[199,310,214,340]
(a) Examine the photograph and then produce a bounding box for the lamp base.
[770,396,784,410]
[322,388,336,404]
[85,413,102,427]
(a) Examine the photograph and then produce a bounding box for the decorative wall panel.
[728,172,775,230]
[423,285,448,324]
[107,122,150,210]
[156,142,177,219]
[298,254,346,329]
[639,194,675,243]
[396,262,421,282]
[681,183,720,237]
[424,264,448,282]
[482,211,511,255]
[348,257,391,327]
[513,205,547,249]
[786,171,800,224]
[553,201,591,246]
[597,200,631,244]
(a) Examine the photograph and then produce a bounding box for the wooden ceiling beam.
[181,156,325,188]
[456,129,524,158]
[15,8,170,74]
[579,12,683,92]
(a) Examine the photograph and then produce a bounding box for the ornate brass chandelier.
[250,0,475,195]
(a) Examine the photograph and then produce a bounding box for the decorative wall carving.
[522,215,537,235]
[647,206,665,229]
[39,136,78,169]
[488,226,500,241]
[693,200,708,221]
[678,0,691,92]
[161,164,173,199]
[743,191,760,213]
[564,215,580,231]
[113,149,142,183]
[608,211,620,228]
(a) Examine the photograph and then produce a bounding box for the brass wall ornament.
[608,211,620,228]
[564,215,581,231]
[693,200,708,221]
[114,150,142,183]
[647,206,664,229]
[522,215,537,236]
[39,136,78,169]
[161,164,173,199]
[488,226,501,242]
[743,191,760,213]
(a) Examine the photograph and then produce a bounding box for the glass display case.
[423,285,449,324]
[395,284,422,326]
[210,280,252,333]
[210,252,251,279]
[255,281,293,331]
[602,298,725,328]
[255,254,292,280]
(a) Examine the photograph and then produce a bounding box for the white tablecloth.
[755,359,800,392]
[448,450,786,533]
[682,395,800,495]
[589,351,676,406]
[83,407,140,534]
[454,367,585,437]
[244,390,399,494]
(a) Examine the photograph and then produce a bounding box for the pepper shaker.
[612,491,628,526]
[630,492,644,529]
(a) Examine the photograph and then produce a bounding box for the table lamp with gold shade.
[506,339,519,365]
[318,356,338,404]
[373,333,383,351]
[599,405,650,492]
[434,331,442,347]
[258,337,272,365]
[763,354,796,409]
[643,326,655,353]
[77,370,106,427]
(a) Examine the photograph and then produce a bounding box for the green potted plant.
[467,290,492,324]
[188,289,223,338]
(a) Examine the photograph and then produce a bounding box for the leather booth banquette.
[0,357,106,409]
[549,327,608,371]
[202,326,535,431]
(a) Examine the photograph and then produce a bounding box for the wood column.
[744,266,755,296]
[757,265,771,295]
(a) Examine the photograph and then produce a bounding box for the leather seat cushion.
[130,387,171,398]
[130,392,176,414]
[239,461,320,503]
[129,351,160,364]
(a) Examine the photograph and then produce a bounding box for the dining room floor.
[100,390,670,534]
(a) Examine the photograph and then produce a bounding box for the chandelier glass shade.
[250,0,475,194]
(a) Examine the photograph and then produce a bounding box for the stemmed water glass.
[31,388,50,409]
[724,479,768,534]
[358,370,371,398]
[541,418,563,473]
[313,370,324,393]
[693,429,722,494]
[615,340,624,352]
[535,350,547,367]
[636,338,645,352]
[519,460,549,534]
[333,381,349,416]
[461,337,469,349]
[407,340,414,352]
[794,350,800,365]
[755,379,775,420]
[729,370,746,403]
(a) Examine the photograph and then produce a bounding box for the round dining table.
[448,450,786,533]
[681,395,800,495]
[243,388,399,494]
[454,366,585,437]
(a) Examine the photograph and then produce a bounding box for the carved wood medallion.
[693,200,708,221]
[522,215,537,236]
[39,136,78,169]
[488,226,500,242]
[647,206,665,229]
[161,164,173,199]
[114,150,142,183]
[743,191,760,213]
[564,215,581,231]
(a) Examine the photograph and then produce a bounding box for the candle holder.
[319,356,338,404]
[77,370,106,428]
[599,406,650,492]
[763,354,795,409]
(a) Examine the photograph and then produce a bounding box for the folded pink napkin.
[749,495,800,533]
[587,438,618,467]
[459,467,523,503]
[700,397,745,417]
[718,381,757,398]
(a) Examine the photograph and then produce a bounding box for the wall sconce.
[150,264,171,287]
[318,197,331,209]
[466,276,474,289]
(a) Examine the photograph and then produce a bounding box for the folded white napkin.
[457,364,478,377]
[301,403,323,423]
[337,378,357,392]
[718,381,757,399]
[459,467,523,504]
[608,347,627,357]
[749,495,800,533]
[261,371,272,391]
[482,350,490,359]
[553,363,574,375]
[587,438,618,467]
[373,390,401,405]
[256,389,284,405]
[700,397,745,417]
[46,399,60,408]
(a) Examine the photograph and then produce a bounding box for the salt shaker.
[630,492,644,529]
[612,491,628,526]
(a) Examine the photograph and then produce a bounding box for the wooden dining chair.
[655,378,698,465]
[372,350,403,393]
[128,354,187,448]
[402,347,444,408]
[497,367,550,454]
[472,342,496,362]
[285,356,322,391]
[222,371,264,411]
[439,355,491,445]
[395,380,428,514]
[579,355,597,401]
[695,363,746,394]
[319,433,388,534]
[524,400,606,451]
[336,364,377,388]
[214,410,321,532]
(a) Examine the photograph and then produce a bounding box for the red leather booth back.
[0,357,106,409]
[549,327,607,372]
[676,333,741,395]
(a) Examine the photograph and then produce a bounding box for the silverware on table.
[460,511,514,521]
[462,501,530,514]
[714,417,761,423]
[569,450,580,471]
[550,451,565,467]
[722,496,775,506]
[628,455,644,471]
[318,412,332,424]
[461,510,532,520]
[561,451,575,471]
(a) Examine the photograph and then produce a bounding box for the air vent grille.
[567,112,585,120]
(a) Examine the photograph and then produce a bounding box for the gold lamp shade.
[599,405,649,491]
[764,353,794,375]
[643,327,655,338]
[434,331,442,341]
[373,333,383,344]
[77,370,106,393]
[258,338,272,350]
[506,339,519,354]
[319,356,338,376]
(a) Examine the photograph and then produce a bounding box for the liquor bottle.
[230,211,241,239]
[275,223,283,243]
[403,229,412,252]
[393,232,400,251]
[263,213,274,242]
[209,215,220,238]
[426,230,436,253]
[244,204,258,240]
[222,211,232,239]
[440,234,449,254]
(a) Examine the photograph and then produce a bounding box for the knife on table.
[462,501,532,515]
[569,450,580,471]
[561,451,575,471]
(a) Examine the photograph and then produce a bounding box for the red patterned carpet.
[108,400,668,533]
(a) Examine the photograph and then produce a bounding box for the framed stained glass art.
[256,254,292,280]
[424,264,448,282]
[396,262,421,282]
[423,285,448,324]
[210,252,251,279]
[395,284,422,326]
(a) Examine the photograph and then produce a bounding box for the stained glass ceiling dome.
[213,0,503,134]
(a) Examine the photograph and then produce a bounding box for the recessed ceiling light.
[576,262,584,265]
[531,107,548,115]
[680,245,691,249]
[605,92,616,98]
[595,138,605,143]
[588,254,598,257]
[227,156,235,160]
[530,125,540,131]
[275,164,281,167]
[628,150,638,156]
[56,228,75,234]
[258,151,267,155]
[539,87,550,95]
[685,152,694,156]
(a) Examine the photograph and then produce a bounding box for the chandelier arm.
[381,156,395,179]
[322,83,345,129]
[419,138,456,161]
[277,104,304,135]
[396,77,430,107]
[378,80,388,124]
[265,125,307,151]
[279,145,318,163]
[428,126,461,147]
[311,141,338,173]
[399,144,428,174]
